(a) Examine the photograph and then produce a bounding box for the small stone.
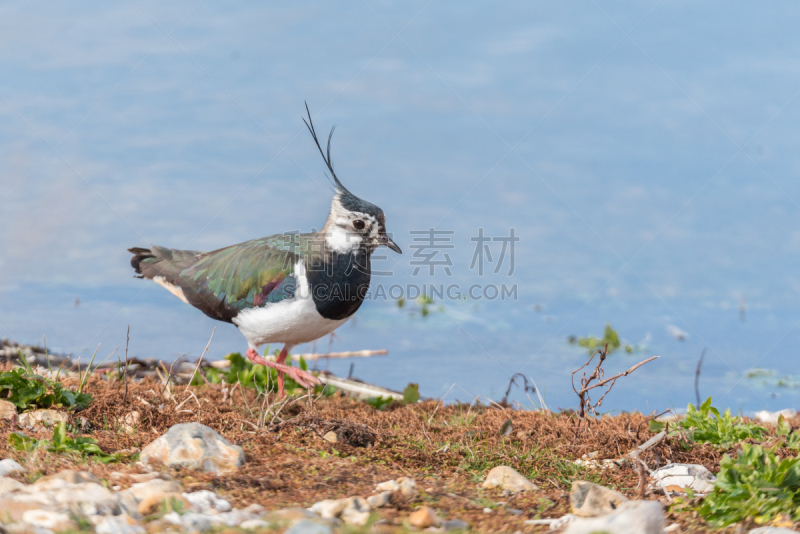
[398,477,419,498]
[139,422,245,474]
[174,512,218,532]
[125,478,183,501]
[95,514,145,534]
[243,503,265,514]
[442,519,469,531]
[376,479,401,492]
[21,510,75,532]
[0,499,41,522]
[650,464,717,494]
[310,498,348,519]
[0,476,25,493]
[563,500,664,534]
[161,512,182,525]
[0,459,25,476]
[17,410,68,428]
[0,399,16,420]
[240,519,270,529]
[121,411,141,432]
[754,409,799,425]
[397,477,417,488]
[265,507,319,524]
[409,506,441,528]
[218,509,258,527]
[323,431,338,443]
[137,493,189,516]
[341,496,371,526]
[128,472,174,483]
[34,470,100,485]
[17,479,120,517]
[285,519,333,534]
[183,489,232,513]
[5,522,55,534]
[367,490,392,508]
[482,466,539,493]
[570,480,628,517]
[117,491,141,519]
[483,507,493,514]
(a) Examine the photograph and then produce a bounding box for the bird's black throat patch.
[306,249,372,321]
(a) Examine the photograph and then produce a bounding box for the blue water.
[2,1,800,414]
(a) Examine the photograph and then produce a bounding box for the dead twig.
[295,349,388,360]
[695,347,707,406]
[185,328,215,393]
[123,326,130,404]
[571,343,659,439]
[499,373,536,406]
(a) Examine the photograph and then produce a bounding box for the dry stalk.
[571,343,659,439]
[184,328,215,393]
[500,373,536,406]
[123,326,130,403]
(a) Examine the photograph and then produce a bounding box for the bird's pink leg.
[245,347,320,397]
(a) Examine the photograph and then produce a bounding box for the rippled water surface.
[2,1,800,413]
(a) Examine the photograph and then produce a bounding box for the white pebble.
[0,459,25,476]
[240,519,271,529]
[375,479,401,492]
[21,510,70,530]
[183,489,232,513]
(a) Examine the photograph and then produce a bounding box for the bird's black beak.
[380,234,402,254]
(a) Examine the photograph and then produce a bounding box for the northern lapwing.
[129,106,402,396]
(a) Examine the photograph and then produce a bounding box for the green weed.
[698,443,800,526]
[568,324,633,354]
[203,350,309,393]
[0,356,92,412]
[678,397,768,448]
[365,383,420,411]
[777,416,800,449]
[8,421,130,463]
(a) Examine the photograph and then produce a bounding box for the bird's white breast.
[231,259,348,348]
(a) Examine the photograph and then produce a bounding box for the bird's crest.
[303,103,383,219]
[303,102,349,194]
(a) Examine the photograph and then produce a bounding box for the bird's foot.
[245,348,270,366]
[275,364,321,389]
[245,348,320,393]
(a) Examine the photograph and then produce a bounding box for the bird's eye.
[353,220,365,230]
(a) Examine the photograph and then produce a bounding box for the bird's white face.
[322,194,402,255]
[324,196,381,254]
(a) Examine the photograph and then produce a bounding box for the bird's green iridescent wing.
[132,233,321,322]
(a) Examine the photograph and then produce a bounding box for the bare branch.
[580,356,660,394]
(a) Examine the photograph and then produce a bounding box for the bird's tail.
[128,247,156,278]
[128,245,201,280]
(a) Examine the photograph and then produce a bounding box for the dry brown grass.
[0,374,786,533]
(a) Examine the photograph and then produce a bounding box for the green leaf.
[499,418,513,437]
[366,396,394,410]
[403,383,420,404]
[680,397,768,448]
[0,367,92,412]
[51,421,67,447]
[699,443,800,526]
[649,420,667,433]
[8,432,38,452]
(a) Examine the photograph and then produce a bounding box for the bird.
[128,105,402,397]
